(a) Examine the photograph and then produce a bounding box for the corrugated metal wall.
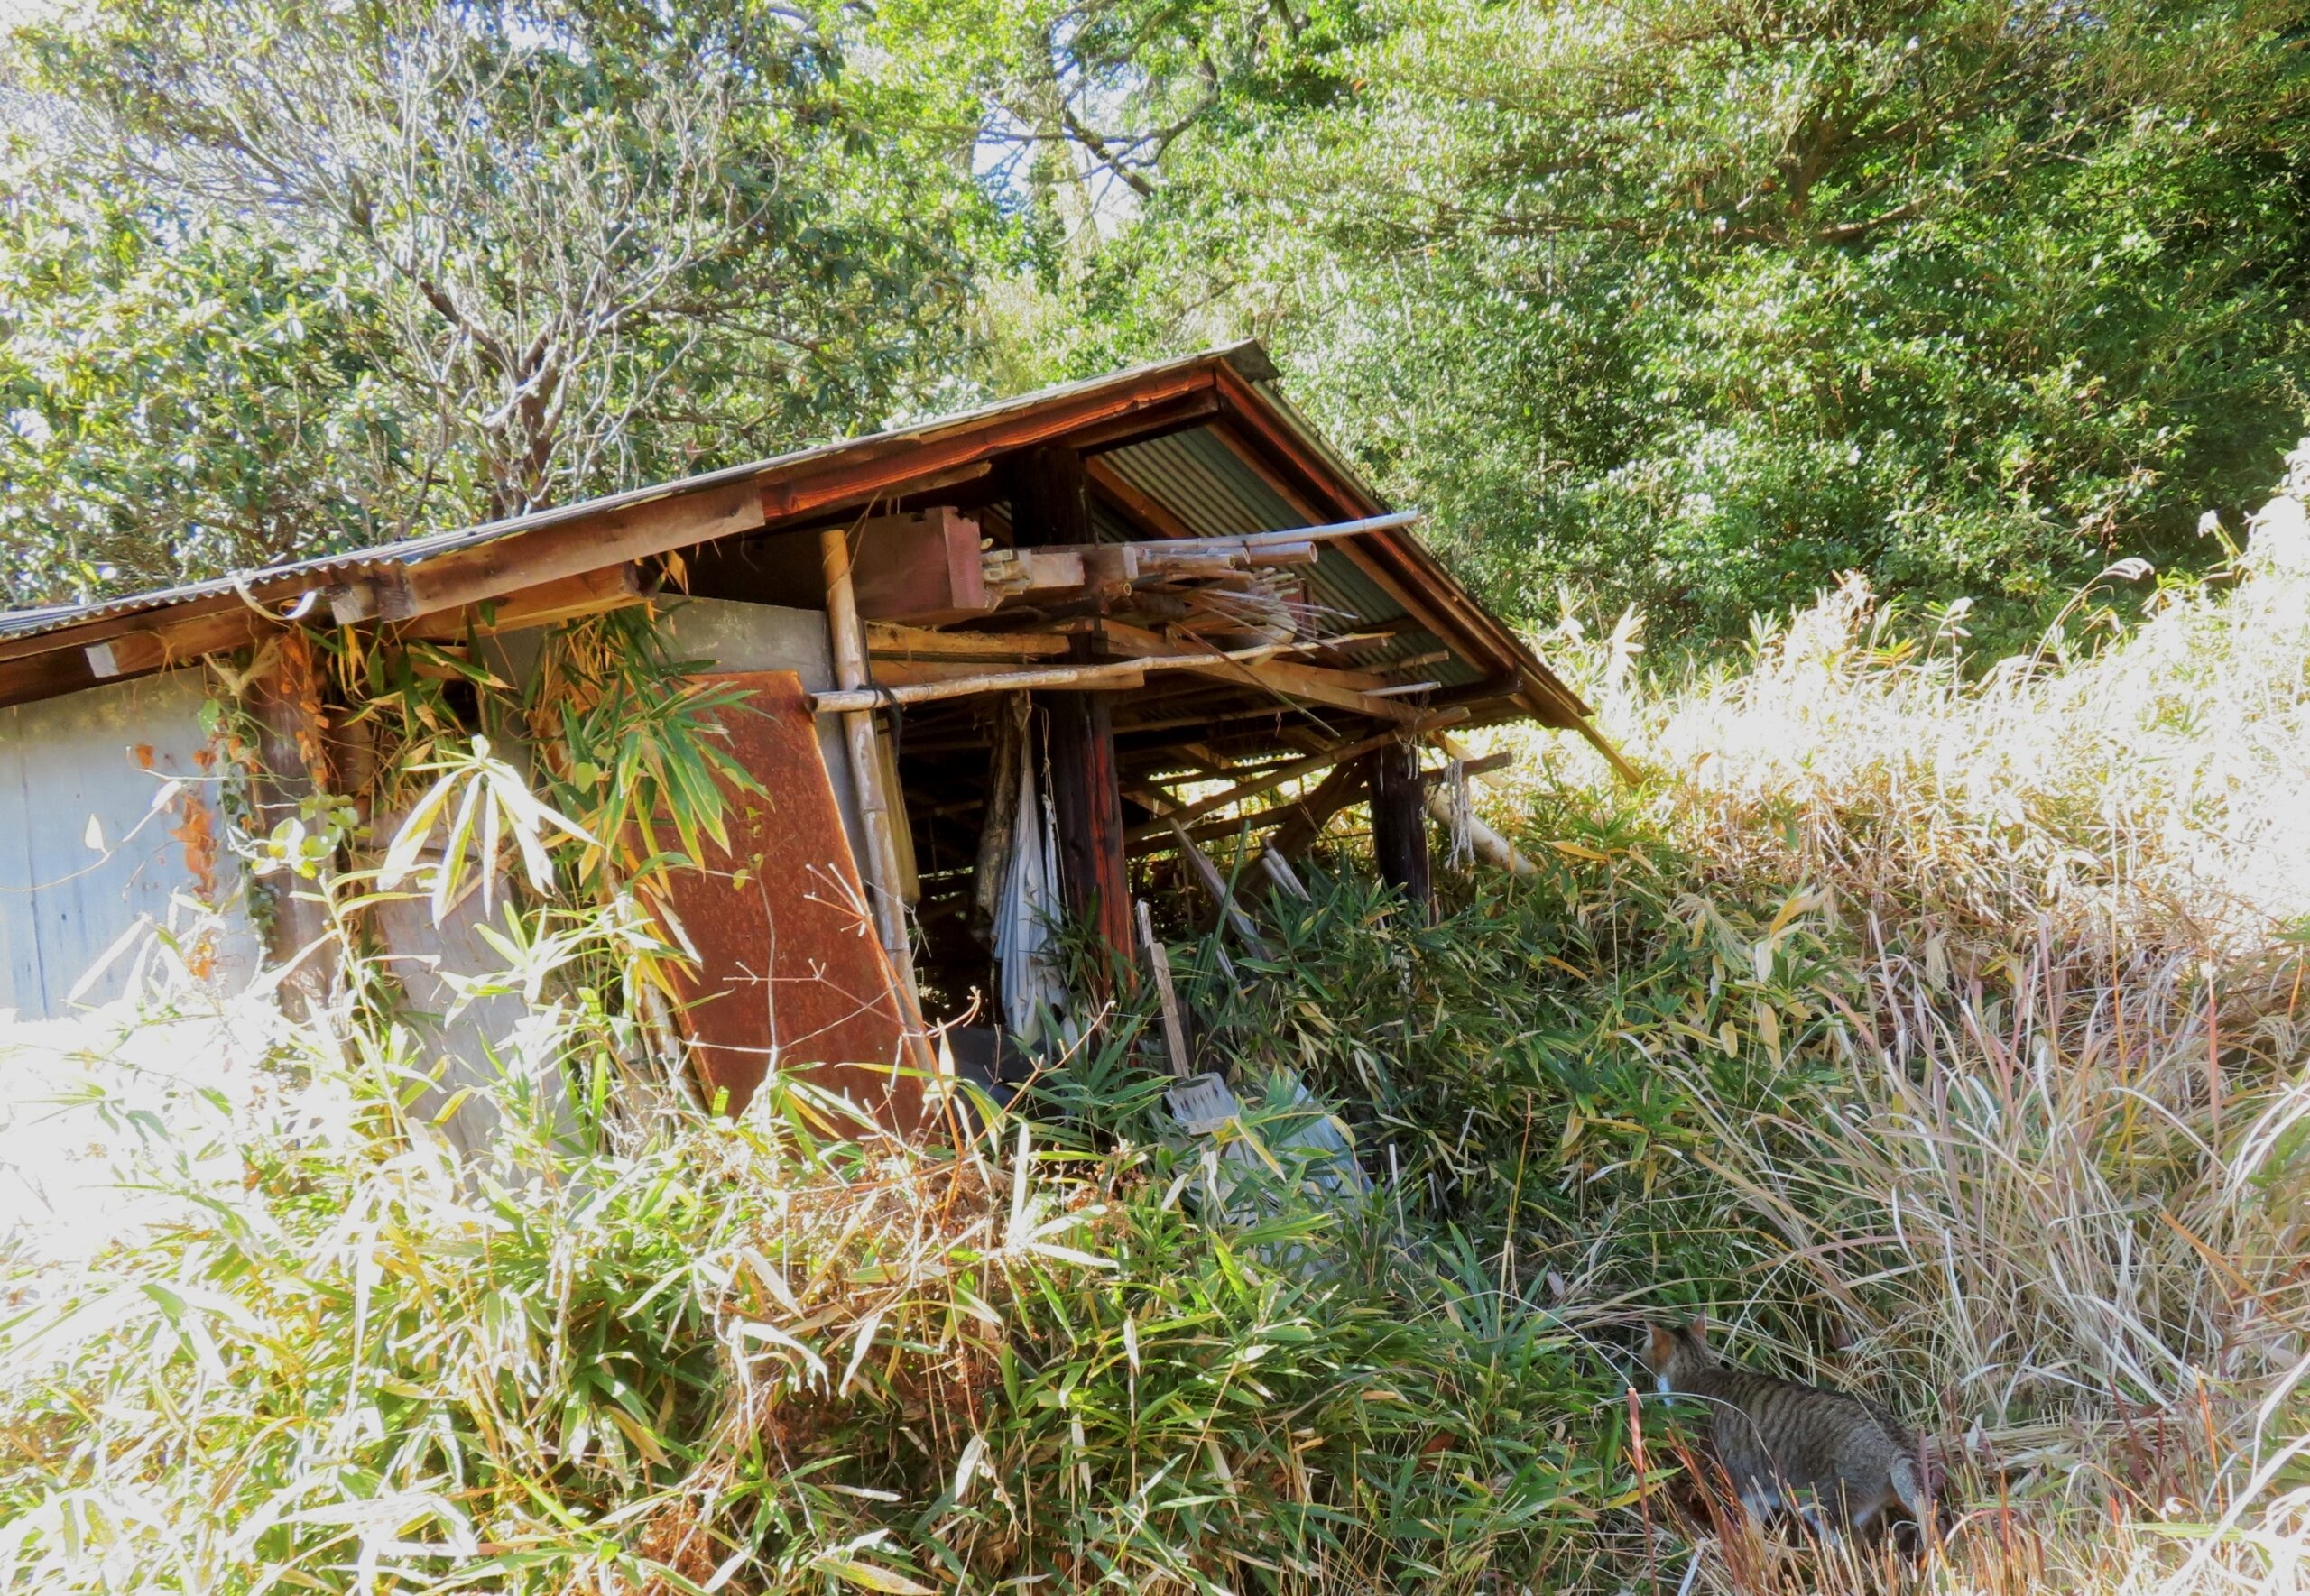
[0,669,258,1019]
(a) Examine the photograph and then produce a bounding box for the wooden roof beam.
[760,368,1217,526]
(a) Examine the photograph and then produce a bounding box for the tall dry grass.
[4,449,2307,1594]
[1488,445,2310,1593]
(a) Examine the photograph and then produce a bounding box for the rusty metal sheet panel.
[0,669,259,1018]
[652,599,864,864]
[650,670,925,1130]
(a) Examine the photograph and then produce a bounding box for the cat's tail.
[1890,1454,1930,1524]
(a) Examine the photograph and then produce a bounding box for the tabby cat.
[1644,1315,1931,1539]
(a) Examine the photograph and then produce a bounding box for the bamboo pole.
[1421,733,1542,877]
[821,528,924,1003]
[1425,784,1538,877]
[808,642,1285,715]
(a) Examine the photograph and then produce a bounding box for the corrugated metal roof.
[1097,427,1482,692]
[0,343,1270,645]
[0,338,1594,743]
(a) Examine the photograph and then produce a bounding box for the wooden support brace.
[1168,819,1265,948]
[1263,757,1375,862]
[1122,709,1466,844]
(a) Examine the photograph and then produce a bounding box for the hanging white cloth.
[993,749,1073,1048]
[1443,757,1475,872]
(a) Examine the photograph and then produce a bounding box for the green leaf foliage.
[989,0,2310,643]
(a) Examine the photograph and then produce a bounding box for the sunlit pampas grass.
[1479,447,2310,1595]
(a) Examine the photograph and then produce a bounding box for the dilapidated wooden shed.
[0,344,1622,1128]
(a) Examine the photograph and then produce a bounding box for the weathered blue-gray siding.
[0,669,258,1019]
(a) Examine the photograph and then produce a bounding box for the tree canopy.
[4,0,2306,641]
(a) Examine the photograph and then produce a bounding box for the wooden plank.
[1282,621,1424,660]
[872,657,1146,689]
[1255,657,1390,692]
[1059,389,1224,454]
[1124,805,1291,860]
[1086,618,1218,660]
[779,459,995,523]
[86,606,274,678]
[0,643,98,710]
[1111,696,1363,739]
[402,565,644,641]
[1184,655,1418,723]
[1136,899,1194,1078]
[866,621,1071,660]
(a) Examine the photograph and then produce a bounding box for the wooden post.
[1013,444,1134,984]
[1008,443,1094,546]
[1041,661,1135,983]
[820,526,922,999]
[1370,741,1433,922]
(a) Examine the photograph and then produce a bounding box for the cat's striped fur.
[1644,1316,1930,1539]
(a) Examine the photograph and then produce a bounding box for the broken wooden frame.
[0,341,1635,1125]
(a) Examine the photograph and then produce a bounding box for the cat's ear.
[1687,1313,1710,1346]
[1644,1324,1676,1367]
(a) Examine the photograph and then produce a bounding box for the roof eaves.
[0,344,1259,650]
